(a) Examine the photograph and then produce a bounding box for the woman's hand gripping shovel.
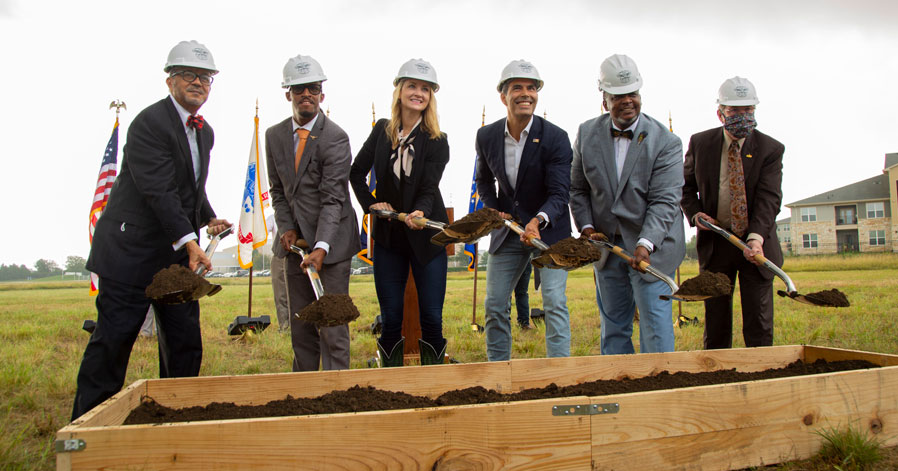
[149,226,232,304]
[697,218,848,307]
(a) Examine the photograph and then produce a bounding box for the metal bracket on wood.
[54,439,86,453]
[552,403,619,416]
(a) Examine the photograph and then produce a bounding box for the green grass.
[3,253,898,470]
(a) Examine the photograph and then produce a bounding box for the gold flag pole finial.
[326,106,330,118]
[372,102,376,127]
[668,111,673,133]
[481,105,485,127]
[255,98,259,117]
[109,99,127,123]
[543,110,547,119]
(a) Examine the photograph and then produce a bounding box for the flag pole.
[247,99,259,318]
[668,110,684,323]
[470,105,487,332]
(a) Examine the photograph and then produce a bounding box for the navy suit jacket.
[475,115,572,253]
[87,97,216,287]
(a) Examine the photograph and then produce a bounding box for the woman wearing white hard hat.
[350,58,450,367]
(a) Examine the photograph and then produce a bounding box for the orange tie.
[294,128,310,173]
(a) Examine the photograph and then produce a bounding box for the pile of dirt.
[676,271,732,298]
[124,359,878,425]
[452,208,504,226]
[536,237,603,268]
[296,294,361,327]
[145,264,209,299]
[804,289,851,307]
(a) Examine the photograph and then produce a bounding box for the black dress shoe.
[517,322,533,330]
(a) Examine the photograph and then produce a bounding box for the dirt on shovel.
[675,271,732,299]
[145,264,210,300]
[296,294,361,327]
[803,289,850,307]
[534,237,603,269]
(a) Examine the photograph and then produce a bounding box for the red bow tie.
[187,115,204,130]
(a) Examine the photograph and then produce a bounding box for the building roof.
[787,174,889,207]
[886,153,898,170]
[776,217,790,225]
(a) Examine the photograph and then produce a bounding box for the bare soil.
[124,359,877,425]
[296,294,361,327]
[677,271,733,297]
[144,264,209,299]
[805,288,851,307]
[451,208,504,225]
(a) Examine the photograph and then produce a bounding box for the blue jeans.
[593,255,675,355]
[484,237,569,361]
[373,241,447,352]
[513,261,532,324]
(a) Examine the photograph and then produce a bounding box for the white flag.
[236,113,270,268]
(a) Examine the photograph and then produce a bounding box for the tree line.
[0,256,88,281]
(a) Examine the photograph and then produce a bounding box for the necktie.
[187,115,204,130]
[294,128,310,173]
[611,129,633,139]
[727,140,749,236]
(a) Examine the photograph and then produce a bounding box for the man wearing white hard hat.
[267,54,358,371]
[681,77,784,349]
[570,54,685,355]
[72,41,231,419]
[475,60,574,361]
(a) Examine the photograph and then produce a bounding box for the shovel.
[289,241,324,301]
[371,209,448,231]
[151,226,232,304]
[697,218,842,307]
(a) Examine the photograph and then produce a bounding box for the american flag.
[88,120,119,294]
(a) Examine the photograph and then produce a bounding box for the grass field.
[2,253,898,470]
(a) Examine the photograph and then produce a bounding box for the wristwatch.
[536,214,547,228]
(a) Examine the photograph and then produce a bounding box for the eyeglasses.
[170,71,214,85]
[290,84,322,95]
[608,92,639,102]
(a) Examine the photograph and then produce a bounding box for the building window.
[836,205,857,225]
[867,202,884,219]
[801,207,817,222]
[802,233,818,248]
[783,235,791,243]
[870,230,885,246]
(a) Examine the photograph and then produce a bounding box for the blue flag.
[357,169,376,265]
[464,161,483,271]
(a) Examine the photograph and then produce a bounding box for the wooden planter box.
[57,345,898,470]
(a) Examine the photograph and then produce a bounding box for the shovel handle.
[698,218,798,294]
[195,226,233,275]
[372,209,446,230]
[289,244,324,300]
[503,219,550,251]
[588,238,679,295]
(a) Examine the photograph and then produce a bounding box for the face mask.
[723,112,756,139]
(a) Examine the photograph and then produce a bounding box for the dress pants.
[285,252,351,371]
[269,254,290,331]
[72,276,201,420]
[513,261,532,325]
[702,236,774,349]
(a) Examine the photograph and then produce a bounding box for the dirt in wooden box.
[676,271,732,297]
[296,294,361,327]
[124,359,877,425]
[805,289,851,307]
[144,264,209,299]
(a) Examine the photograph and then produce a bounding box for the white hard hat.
[393,58,440,92]
[497,59,543,92]
[717,76,759,106]
[598,54,642,95]
[164,40,218,74]
[282,54,327,88]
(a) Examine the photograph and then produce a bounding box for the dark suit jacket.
[87,97,216,287]
[681,127,785,278]
[266,112,359,262]
[475,115,572,253]
[350,118,450,264]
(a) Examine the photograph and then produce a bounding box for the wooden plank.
[62,398,593,471]
[803,345,898,366]
[587,366,898,469]
[142,361,514,411]
[509,346,805,391]
[62,380,147,430]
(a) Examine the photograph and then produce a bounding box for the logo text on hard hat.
[415,63,430,74]
[618,70,631,83]
[192,48,208,60]
[519,64,533,73]
[296,62,311,74]
[735,86,748,97]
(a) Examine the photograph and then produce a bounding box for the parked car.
[256,269,271,277]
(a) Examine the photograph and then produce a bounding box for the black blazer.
[682,127,784,279]
[475,115,573,252]
[87,97,216,287]
[350,119,449,264]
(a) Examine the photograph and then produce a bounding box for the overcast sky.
[1,0,896,267]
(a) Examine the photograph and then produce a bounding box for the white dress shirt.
[291,114,330,254]
[169,96,202,251]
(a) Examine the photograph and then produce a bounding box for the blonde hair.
[386,79,441,148]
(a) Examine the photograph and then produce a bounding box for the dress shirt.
[714,130,762,244]
[169,96,202,251]
[291,114,330,254]
[504,116,548,225]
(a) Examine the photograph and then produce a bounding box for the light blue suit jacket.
[570,112,685,280]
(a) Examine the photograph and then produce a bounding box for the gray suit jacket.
[570,112,685,280]
[266,112,360,262]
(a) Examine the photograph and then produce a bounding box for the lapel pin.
[310,135,318,140]
[532,138,540,143]
[637,132,647,144]
[746,154,752,159]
